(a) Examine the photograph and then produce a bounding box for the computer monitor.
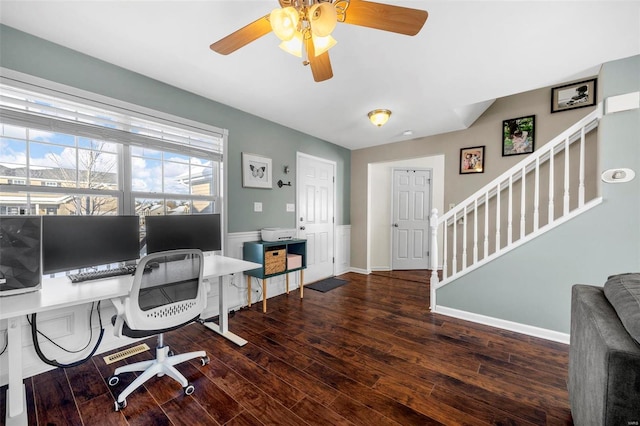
[0,216,42,295]
[145,214,221,254]
[42,215,140,275]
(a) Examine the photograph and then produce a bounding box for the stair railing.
[430,106,603,310]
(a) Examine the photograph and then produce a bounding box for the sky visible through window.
[1,125,212,195]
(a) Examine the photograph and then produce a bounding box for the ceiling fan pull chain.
[302,28,311,66]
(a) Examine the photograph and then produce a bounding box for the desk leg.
[202,275,248,347]
[300,270,304,299]
[247,275,252,307]
[262,279,267,313]
[5,317,28,426]
[286,273,290,294]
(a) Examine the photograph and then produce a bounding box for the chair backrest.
[121,249,206,332]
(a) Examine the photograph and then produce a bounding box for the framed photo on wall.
[242,152,272,188]
[502,115,535,156]
[551,78,597,113]
[460,146,485,174]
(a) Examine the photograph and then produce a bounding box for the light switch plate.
[286,203,295,212]
[254,202,262,212]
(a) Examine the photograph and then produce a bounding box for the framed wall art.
[460,146,485,174]
[502,115,535,156]
[551,78,597,113]
[242,152,272,188]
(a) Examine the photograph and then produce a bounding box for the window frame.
[0,70,227,241]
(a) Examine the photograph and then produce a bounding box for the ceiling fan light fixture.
[368,109,392,127]
[309,2,338,37]
[311,34,337,56]
[270,7,299,41]
[279,30,304,57]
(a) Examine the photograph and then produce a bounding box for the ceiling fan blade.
[310,51,333,82]
[305,36,333,82]
[210,15,272,55]
[341,1,428,36]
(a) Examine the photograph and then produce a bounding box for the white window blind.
[0,84,224,159]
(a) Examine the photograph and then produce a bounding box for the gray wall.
[437,55,640,334]
[0,24,351,232]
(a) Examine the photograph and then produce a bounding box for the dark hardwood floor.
[1,271,573,425]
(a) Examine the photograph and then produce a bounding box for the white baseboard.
[433,305,570,344]
[348,267,370,275]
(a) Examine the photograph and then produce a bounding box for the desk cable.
[0,329,7,356]
[28,301,105,368]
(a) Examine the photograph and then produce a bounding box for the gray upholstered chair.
[107,249,210,411]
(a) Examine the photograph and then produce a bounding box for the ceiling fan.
[210,0,428,82]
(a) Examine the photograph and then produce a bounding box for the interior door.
[297,153,335,283]
[392,169,431,270]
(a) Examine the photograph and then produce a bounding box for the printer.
[261,228,296,242]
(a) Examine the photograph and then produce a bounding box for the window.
[0,82,226,227]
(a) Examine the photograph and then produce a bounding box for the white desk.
[0,255,260,426]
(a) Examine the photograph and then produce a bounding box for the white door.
[297,153,335,283]
[392,169,431,270]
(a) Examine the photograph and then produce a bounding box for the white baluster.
[495,182,501,252]
[534,157,540,231]
[442,220,448,280]
[473,199,478,264]
[564,137,570,215]
[429,209,439,311]
[578,126,586,207]
[462,206,468,270]
[520,166,526,239]
[484,191,489,259]
[452,212,457,275]
[507,176,513,245]
[548,151,555,224]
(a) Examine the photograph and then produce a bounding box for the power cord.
[225,273,263,305]
[29,301,105,368]
[0,328,7,356]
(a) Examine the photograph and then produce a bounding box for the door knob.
[300,226,306,230]
[393,223,399,227]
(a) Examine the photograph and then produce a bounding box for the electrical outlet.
[254,202,262,212]
[449,203,456,210]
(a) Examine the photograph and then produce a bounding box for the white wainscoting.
[0,226,352,386]
[335,225,351,276]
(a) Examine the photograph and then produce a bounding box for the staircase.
[429,106,603,310]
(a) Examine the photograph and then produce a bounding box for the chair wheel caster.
[184,384,195,396]
[167,350,175,357]
[114,399,127,411]
[200,356,210,366]
[108,375,120,387]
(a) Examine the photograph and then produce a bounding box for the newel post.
[429,208,439,311]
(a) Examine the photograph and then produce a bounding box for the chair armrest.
[111,297,125,315]
[110,297,125,338]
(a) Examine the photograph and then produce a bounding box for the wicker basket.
[264,249,287,275]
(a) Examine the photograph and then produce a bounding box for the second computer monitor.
[145,214,221,254]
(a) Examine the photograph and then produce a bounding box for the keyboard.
[68,265,137,283]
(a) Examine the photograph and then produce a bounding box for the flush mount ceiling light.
[210,1,428,82]
[368,109,392,127]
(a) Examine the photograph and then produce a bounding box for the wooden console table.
[243,239,306,312]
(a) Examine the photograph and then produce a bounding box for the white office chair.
[107,249,210,411]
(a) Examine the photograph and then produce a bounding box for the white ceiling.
[1,1,639,150]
